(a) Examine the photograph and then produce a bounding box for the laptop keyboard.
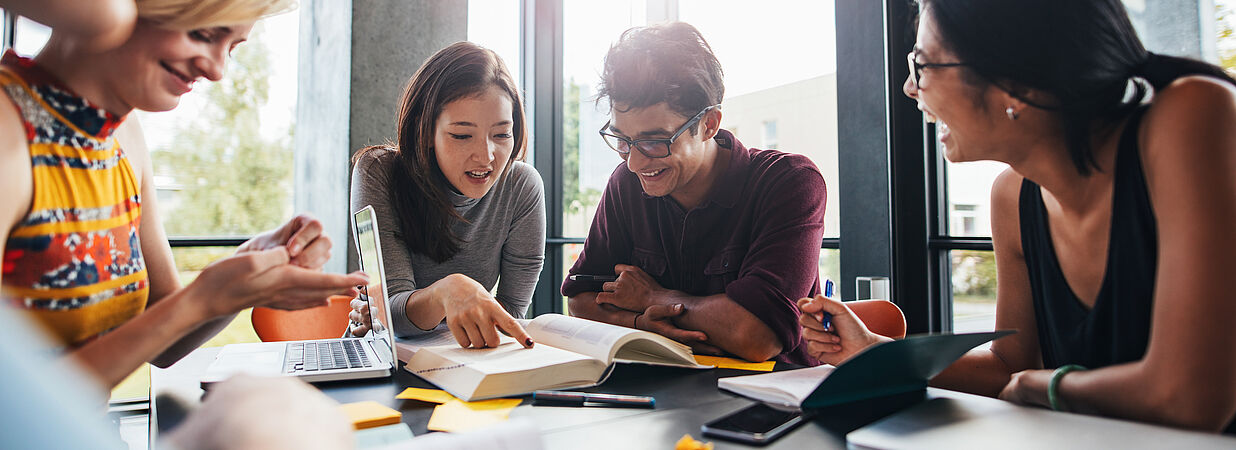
[284,340,374,373]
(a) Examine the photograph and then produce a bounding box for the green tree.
[563,78,601,216]
[152,26,293,239]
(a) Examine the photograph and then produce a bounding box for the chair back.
[251,295,354,342]
[847,299,907,339]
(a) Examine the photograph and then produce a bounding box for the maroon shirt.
[562,130,826,365]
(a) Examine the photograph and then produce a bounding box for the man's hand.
[596,264,664,311]
[237,214,332,270]
[635,303,710,347]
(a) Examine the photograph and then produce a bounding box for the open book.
[404,314,710,401]
[719,331,1014,409]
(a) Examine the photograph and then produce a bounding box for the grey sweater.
[350,148,545,337]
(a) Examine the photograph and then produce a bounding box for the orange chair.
[846,299,907,339]
[251,295,355,342]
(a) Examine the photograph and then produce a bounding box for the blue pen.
[816,279,834,331]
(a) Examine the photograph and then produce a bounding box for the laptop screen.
[353,206,395,363]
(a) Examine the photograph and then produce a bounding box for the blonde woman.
[0,0,367,389]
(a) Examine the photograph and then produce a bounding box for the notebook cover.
[802,330,1014,409]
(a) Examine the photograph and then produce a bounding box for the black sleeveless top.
[1020,107,1235,434]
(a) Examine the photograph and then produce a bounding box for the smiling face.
[433,85,516,199]
[608,102,718,200]
[902,11,1018,163]
[106,20,253,112]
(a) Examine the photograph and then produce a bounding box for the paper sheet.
[426,398,523,433]
[354,423,414,449]
[339,401,403,430]
[693,355,776,372]
[402,418,544,450]
[395,387,457,404]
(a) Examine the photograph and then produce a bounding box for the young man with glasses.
[561,22,827,365]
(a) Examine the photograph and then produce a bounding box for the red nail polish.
[525,338,534,347]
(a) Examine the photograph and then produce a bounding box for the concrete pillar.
[295,0,467,274]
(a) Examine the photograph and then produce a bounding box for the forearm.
[657,291,781,362]
[1054,362,1233,432]
[151,313,237,367]
[70,289,209,388]
[930,348,1015,398]
[568,292,640,327]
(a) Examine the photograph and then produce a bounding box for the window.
[761,120,779,149]
[468,0,522,88]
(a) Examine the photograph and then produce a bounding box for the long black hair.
[353,42,527,263]
[920,0,1236,175]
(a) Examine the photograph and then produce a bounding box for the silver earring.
[1005,106,1019,120]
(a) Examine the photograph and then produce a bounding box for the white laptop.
[202,205,397,384]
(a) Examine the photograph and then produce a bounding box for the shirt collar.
[1,50,125,139]
[704,129,751,209]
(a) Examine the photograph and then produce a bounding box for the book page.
[717,364,836,407]
[414,338,593,375]
[524,314,639,362]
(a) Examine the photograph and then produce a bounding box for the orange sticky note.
[694,355,776,372]
[426,398,522,433]
[396,387,456,404]
[340,401,402,430]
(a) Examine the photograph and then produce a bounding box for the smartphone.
[701,403,807,445]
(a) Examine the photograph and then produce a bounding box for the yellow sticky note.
[396,387,456,404]
[675,433,715,450]
[694,355,776,372]
[426,398,523,433]
[339,401,402,430]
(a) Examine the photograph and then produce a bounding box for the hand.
[348,298,384,337]
[635,303,710,346]
[797,294,891,365]
[189,247,368,318]
[166,375,351,450]
[433,273,534,349]
[998,369,1051,408]
[596,264,663,311]
[236,214,332,270]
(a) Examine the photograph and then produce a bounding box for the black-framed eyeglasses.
[598,104,721,159]
[907,49,967,90]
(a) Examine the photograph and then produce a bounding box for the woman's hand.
[236,214,333,270]
[798,294,891,365]
[998,369,1052,408]
[432,273,534,350]
[348,298,385,337]
[189,246,368,318]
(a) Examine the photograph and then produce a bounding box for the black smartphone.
[701,403,807,445]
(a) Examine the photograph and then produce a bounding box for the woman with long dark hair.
[801,0,1236,432]
[349,42,545,349]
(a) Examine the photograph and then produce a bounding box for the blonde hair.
[135,0,296,30]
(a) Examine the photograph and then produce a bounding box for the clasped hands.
[594,264,721,355]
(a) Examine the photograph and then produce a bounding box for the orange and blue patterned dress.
[0,50,148,347]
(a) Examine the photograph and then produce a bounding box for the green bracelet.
[1048,364,1086,412]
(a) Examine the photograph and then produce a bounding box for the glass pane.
[1216,0,1236,73]
[819,248,840,290]
[951,250,997,333]
[679,0,840,238]
[468,0,522,88]
[561,0,645,237]
[944,160,1006,237]
[563,243,585,314]
[137,14,299,237]
[12,15,50,56]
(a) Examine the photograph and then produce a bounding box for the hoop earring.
[1005,106,1019,120]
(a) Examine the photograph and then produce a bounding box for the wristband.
[1048,364,1086,411]
[632,312,644,330]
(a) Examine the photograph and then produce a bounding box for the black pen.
[568,274,618,282]
[532,390,655,408]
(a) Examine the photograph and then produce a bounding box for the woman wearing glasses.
[348,42,544,350]
[800,0,1236,432]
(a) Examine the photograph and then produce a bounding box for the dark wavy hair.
[597,21,724,134]
[353,42,527,262]
[919,0,1236,175]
